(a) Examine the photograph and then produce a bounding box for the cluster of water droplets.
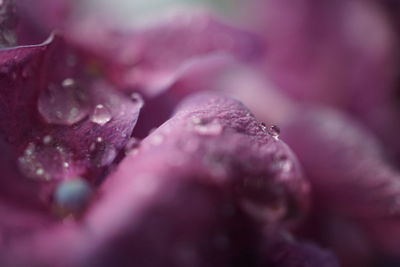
[18,135,71,182]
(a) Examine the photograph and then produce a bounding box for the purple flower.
[3,0,400,266]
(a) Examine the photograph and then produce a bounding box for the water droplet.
[267,125,280,139]
[130,92,144,108]
[35,168,44,176]
[192,117,223,136]
[63,162,69,168]
[38,82,89,125]
[62,78,75,88]
[259,122,267,131]
[125,137,140,155]
[43,135,52,145]
[91,104,112,125]
[54,178,92,216]
[96,137,103,143]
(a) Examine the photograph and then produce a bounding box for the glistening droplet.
[267,125,280,139]
[91,104,112,125]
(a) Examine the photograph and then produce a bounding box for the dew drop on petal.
[38,82,89,125]
[62,78,75,88]
[91,104,112,125]
[267,125,280,139]
[54,178,92,216]
[43,135,52,145]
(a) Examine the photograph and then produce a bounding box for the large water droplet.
[38,80,89,125]
[192,117,223,136]
[54,178,92,216]
[91,104,112,125]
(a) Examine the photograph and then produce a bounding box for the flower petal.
[78,93,309,266]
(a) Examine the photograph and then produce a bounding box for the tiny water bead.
[260,123,281,139]
[42,135,52,145]
[91,104,112,125]
[61,78,75,88]
[268,125,281,138]
[54,178,93,216]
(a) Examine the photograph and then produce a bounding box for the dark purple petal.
[260,0,396,107]
[76,93,309,266]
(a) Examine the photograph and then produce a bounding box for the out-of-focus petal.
[67,13,264,97]
[282,108,400,256]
